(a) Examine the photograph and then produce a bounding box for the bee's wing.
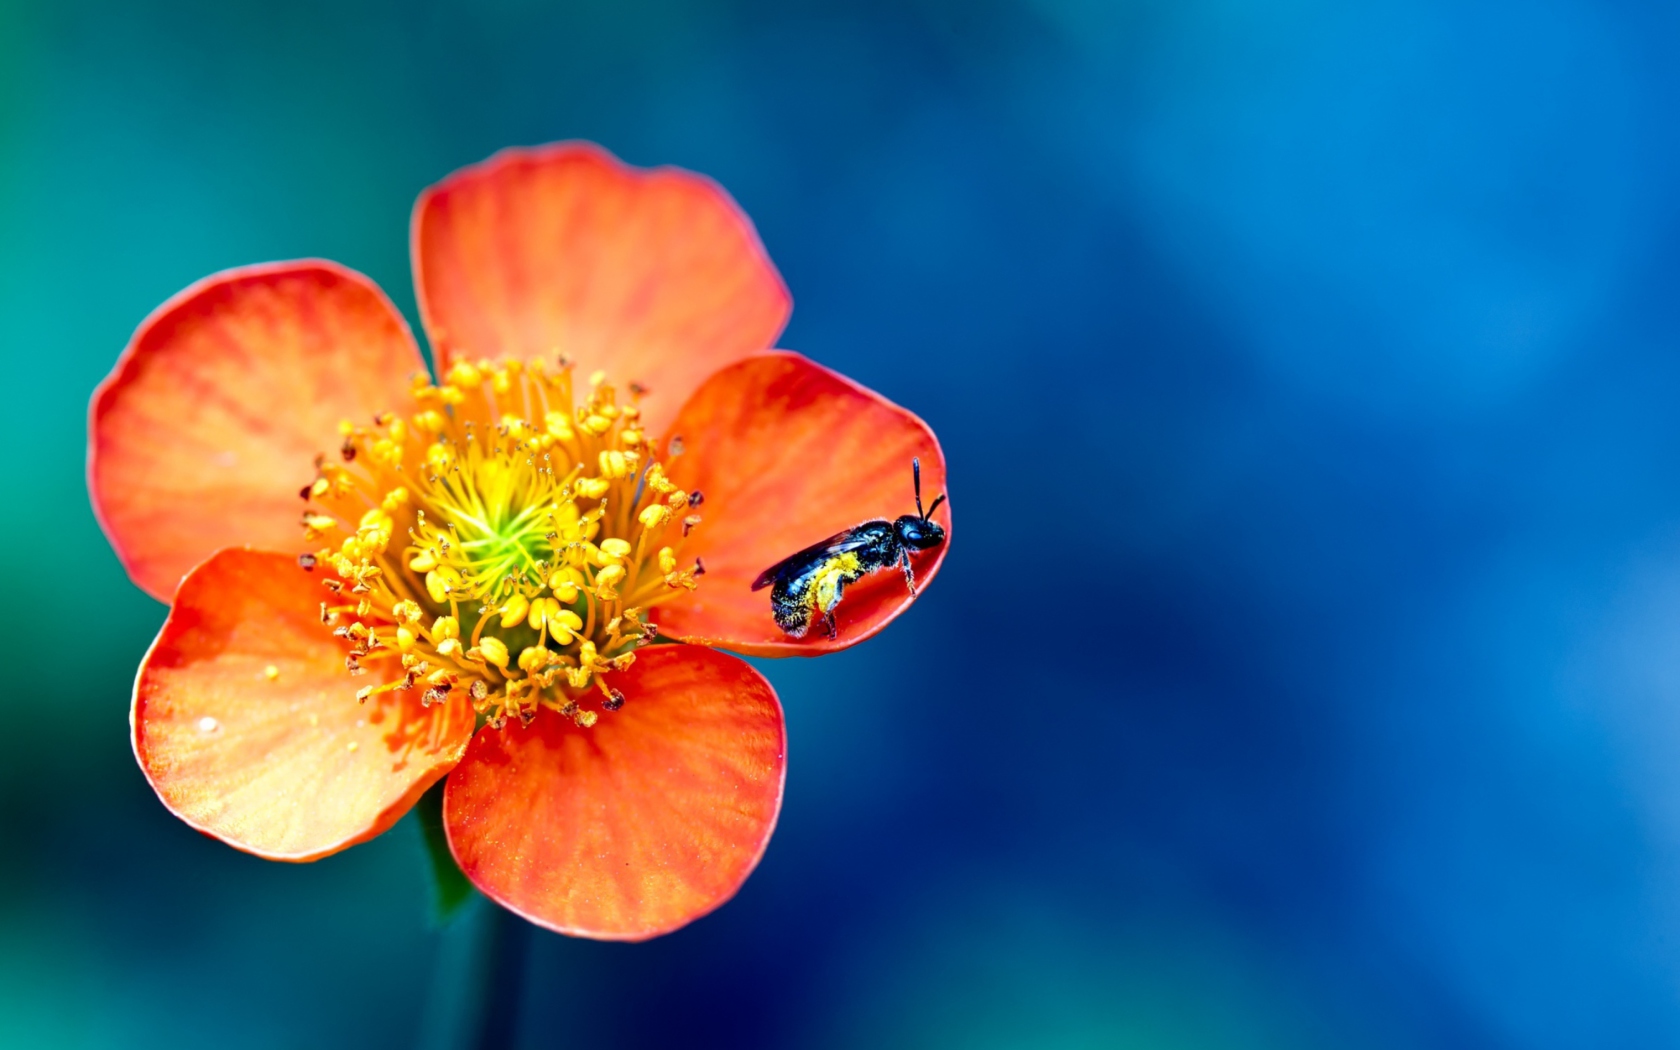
[751,528,876,591]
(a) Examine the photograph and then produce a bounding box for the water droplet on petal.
[196,716,220,734]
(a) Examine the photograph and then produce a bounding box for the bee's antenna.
[912,457,946,521]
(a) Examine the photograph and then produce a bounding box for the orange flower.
[87,143,949,940]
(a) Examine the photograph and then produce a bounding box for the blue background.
[5,0,1680,1046]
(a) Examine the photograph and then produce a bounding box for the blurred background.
[5,0,1680,1046]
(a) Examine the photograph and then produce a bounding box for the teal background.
[7,0,1680,1046]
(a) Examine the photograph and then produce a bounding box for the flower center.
[299,356,704,728]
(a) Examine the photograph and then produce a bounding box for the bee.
[753,458,947,639]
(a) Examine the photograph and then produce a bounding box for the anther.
[599,450,630,478]
[448,361,482,387]
[425,568,456,603]
[477,636,510,668]
[525,597,564,634]
[551,608,583,644]
[594,563,625,599]
[499,594,530,629]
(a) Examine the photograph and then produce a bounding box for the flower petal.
[444,644,786,940]
[655,352,950,656]
[411,142,790,434]
[90,261,427,602]
[132,548,474,861]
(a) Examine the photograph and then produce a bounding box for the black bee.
[753,458,947,639]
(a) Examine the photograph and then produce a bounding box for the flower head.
[88,143,950,939]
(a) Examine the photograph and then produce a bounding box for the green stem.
[416,781,473,919]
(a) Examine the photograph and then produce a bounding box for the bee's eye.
[897,517,945,549]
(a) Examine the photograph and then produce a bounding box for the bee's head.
[894,514,946,551]
[901,458,948,551]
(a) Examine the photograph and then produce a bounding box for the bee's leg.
[823,609,838,639]
[900,549,918,596]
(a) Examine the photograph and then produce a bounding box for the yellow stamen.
[477,636,509,668]
[498,593,530,629]
[299,359,706,729]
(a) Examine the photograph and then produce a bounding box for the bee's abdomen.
[769,580,814,636]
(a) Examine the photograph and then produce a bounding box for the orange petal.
[90,261,427,601]
[132,548,474,861]
[411,142,790,435]
[444,645,786,940]
[655,352,950,656]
